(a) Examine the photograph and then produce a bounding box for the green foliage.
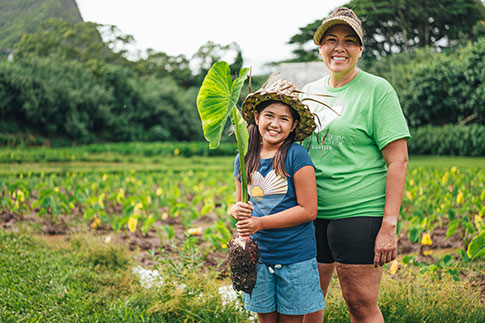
[0,0,82,54]
[13,18,129,65]
[148,238,251,322]
[197,61,250,202]
[349,0,484,60]
[287,0,484,62]
[407,125,485,156]
[366,38,485,127]
[0,17,252,144]
[197,62,249,150]
[0,232,250,322]
[0,55,205,143]
[0,232,139,322]
[287,19,322,62]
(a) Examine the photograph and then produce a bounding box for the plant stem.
[232,107,248,203]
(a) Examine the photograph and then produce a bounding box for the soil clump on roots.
[228,236,259,295]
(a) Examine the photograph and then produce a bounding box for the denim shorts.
[243,258,325,315]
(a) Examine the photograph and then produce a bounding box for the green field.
[0,143,484,322]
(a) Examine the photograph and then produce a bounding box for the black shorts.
[314,216,383,265]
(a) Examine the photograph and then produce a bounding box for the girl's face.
[319,24,363,76]
[255,102,297,148]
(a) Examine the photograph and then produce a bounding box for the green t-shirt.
[301,70,411,220]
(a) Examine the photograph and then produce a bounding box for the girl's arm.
[236,165,317,236]
[374,138,409,267]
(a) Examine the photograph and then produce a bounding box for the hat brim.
[241,93,316,141]
[313,17,363,45]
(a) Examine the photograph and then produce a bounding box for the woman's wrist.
[381,216,397,231]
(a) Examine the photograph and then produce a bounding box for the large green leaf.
[196,61,249,149]
[467,231,485,260]
[231,105,249,157]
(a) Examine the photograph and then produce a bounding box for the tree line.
[0,0,484,149]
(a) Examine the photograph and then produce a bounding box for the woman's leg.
[335,263,383,323]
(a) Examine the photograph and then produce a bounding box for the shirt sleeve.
[371,88,411,150]
[289,143,315,176]
[233,154,241,182]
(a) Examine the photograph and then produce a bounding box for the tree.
[13,18,131,65]
[191,41,245,83]
[349,0,485,60]
[286,0,485,62]
[287,20,322,62]
[133,50,195,87]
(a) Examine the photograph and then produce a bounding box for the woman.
[300,7,411,323]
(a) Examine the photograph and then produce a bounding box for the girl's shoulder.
[288,142,308,154]
[287,143,313,165]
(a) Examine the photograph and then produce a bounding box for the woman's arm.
[374,138,409,267]
[236,165,317,236]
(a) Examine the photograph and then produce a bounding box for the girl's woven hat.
[313,7,364,45]
[241,79,317,141]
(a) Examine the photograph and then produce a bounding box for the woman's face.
[319,24,363,76]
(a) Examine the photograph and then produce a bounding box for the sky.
[75,0,348,73]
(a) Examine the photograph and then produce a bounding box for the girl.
[231,79,325,323]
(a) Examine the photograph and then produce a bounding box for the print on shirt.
[249,170,288,215]
[314,104,344,133]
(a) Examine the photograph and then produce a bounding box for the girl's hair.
[244,100,300,185]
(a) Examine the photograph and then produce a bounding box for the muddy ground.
[0,208,467,270]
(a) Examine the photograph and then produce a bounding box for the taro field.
[1,143,484,289]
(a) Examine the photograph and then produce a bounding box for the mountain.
[0,0,83,55]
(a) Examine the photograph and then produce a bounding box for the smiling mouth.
[332,56,347,61]
[268,129,280,135]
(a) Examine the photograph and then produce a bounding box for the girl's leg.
[257,311,278,323]
[279,313,304,323]
[335,263,384,323]
[302,263,335,323]
[317,262,335,296]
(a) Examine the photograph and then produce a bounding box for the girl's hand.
[230,201,254,221]
[236,217,263,236]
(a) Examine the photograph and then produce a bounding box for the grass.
[323,264,484,322]
[0,156,235,175]
[0,231,483,322]
[0,231,250,322]
[409,155,485,168]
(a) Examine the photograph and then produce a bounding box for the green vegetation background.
[0,0,484,153]
[0,0,82,52]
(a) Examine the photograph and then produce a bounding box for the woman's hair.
[244,100,300,185]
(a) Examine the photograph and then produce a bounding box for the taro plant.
[197,61,261,295]
[196,61,250,203]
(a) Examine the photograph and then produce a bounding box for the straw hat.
[313,7,364,45]
[241,79,316,141]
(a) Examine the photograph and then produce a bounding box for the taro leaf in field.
[467,231,485,260]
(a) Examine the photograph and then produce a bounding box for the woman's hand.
[236,216,263,236]
[230,201,253,221]
[373,221,397,267]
